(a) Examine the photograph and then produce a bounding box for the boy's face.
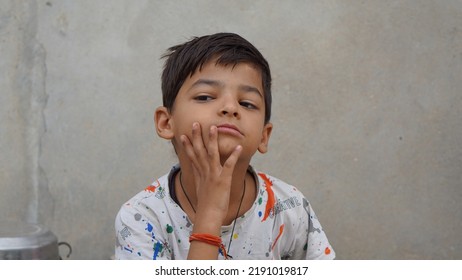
[157,60,272,163]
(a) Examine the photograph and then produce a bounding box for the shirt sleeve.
[301,198,335,260]
[115,201,172,260]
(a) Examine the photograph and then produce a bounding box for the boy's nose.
[221,108,239,118]
[220,97,240,118]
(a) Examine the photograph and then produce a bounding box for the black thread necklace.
[179,171,246,259]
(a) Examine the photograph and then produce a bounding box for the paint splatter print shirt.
[115,165,335,260]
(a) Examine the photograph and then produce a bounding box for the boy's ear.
[154,106,174,140]
[258,122,273,154]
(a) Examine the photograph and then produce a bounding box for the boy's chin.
[217,142,253,165]
[217,143,240,160]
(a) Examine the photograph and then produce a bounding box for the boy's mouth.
[216,123,244,137]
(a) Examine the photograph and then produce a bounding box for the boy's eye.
[240,101,257,109]
[194,95,214,102]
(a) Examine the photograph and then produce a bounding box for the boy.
[115,33,335,260]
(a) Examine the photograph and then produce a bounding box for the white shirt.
[115,165,335,260]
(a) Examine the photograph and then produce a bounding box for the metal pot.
[0,221,62,260]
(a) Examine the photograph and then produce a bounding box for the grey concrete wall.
[1,0,461,259]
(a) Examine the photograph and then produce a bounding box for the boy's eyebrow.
[190,79,263,97]
[238,84,263,97]
[190,79,222,89]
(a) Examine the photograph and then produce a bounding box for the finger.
[207,125,220,166]
[191,122,207,156]
[191,122,213,172]
[222,145,242,177]
[180,134,201,169]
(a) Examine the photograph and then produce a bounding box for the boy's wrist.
[192,211,224,235]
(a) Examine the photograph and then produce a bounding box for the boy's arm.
[181,123,242,259]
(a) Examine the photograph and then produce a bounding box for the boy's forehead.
[186,60,263,89]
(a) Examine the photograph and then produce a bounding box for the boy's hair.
[161,33,272,124]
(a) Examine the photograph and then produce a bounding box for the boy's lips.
[216,124,244,137]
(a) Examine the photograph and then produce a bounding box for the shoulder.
[115,171,179,235]
[118,173,171,214]
[253,169,307,202]
[251,169,310,221]
[251,169,335,260]
[115,170,183,259]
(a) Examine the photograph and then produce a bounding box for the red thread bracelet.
[189,233,229,259]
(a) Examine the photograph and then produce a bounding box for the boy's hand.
[180,122,242,225]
